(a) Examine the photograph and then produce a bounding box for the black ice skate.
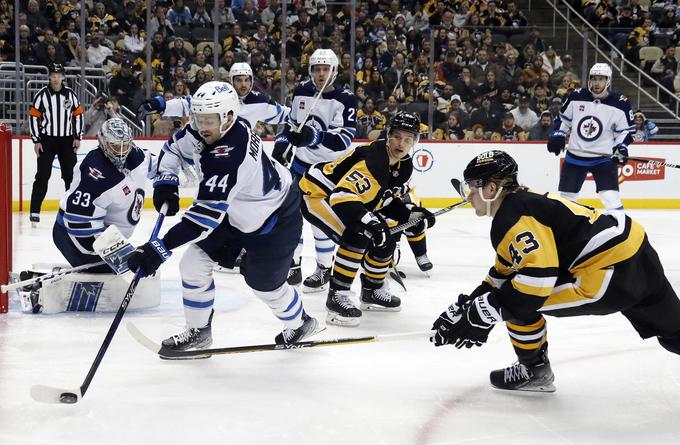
[275,311,323,345]
[360,285,402,312]
[287,259,302,287]
[160,310,214,359]
[303,263,330,293]
[489,352,555,392]
[30,213,40,227]
[415,254,433,272]
[326,289,362,327]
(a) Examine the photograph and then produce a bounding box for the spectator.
[356,97,387,138]
[506,1,528,29]
[172,78,189,97]
[453,65,478,104]
[477,70,504,104]
[500,51,522,86]
[109,59,142,110]
[529,84,550,114]
[192,0,213,28]
[435,111,465,140]
[470,95,501,133]
[235,0,260,32]
[118,2,144,34]
[164,64,187,91]
[90,2,120,35]
[528,111,554,140]
[356,57,375,84]
[102,47,126,78]
[63,33,82,65]
[86,33,113,66]
[509,95,539,131]
[470,47,501,85]
[525,27,546,53]
[555,72,576,97]
[83,94,121,137]
[189,69,209,94]
[394,68,418,103]
[381,94,400,121]
[364,67,387,102]
[166,0,192,27]
[188,50,214,82]
[548,97,562,121]
[261,0,279,28]
[540,45,563,75]
[124,23,145,55]
[550,54,580,89]
[522,55,546,86]
[148,5,174,38]
[436,49,461,84]
[631,110,659,142]
[384,51,407,97]
[493,112,526,141]
[465,123,488,140]
[26,0,49,32]
[652,46,678,100]
[498,87,517,112]
[170,37,189,66]
[517,42,536,69]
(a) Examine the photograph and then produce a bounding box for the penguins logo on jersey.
[577,115,603,142]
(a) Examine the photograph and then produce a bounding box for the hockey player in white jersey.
[272,49,358,293]
[126,81,320,351]
[22,118,160,313]
[137,62,289,130]
[547,63,634,210]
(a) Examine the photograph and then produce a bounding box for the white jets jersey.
[559,88,634,157]
[57,147,156,254]
[161,91,289,129]
[279,80,358,169]
[157,118,293,249]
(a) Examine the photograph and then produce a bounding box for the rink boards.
[9,138,680,210]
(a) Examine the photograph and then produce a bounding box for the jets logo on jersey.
[577,116,603,141]
[210,145,235,157]
[88,167,106,180]
[127,188,145,225]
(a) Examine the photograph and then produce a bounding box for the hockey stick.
[126,322,435,360]
[280,74,333,167]
[30,204,169,404]
[1,261,106,293]
[564,147,680,169]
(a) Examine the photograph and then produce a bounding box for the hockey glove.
[272,137,292,166]
[381,184,410,207]
[137,96,165,119]
[547,130,566,156]
[153,174,180,216]
[361,212,389,247]
[287,124,321,147]
[126,238,172,278]
[612,143,629,165]
[406,203,436,233]
[431,293,497,348]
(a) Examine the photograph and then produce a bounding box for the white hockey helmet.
[190,81,240,138]
[98,117,133,171]
[588,62,612,94]
[308,48,338,90]
[228,62,253,97]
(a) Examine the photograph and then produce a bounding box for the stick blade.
[450,178,465,199]
[126,322,162,355]
[30,384,82,404]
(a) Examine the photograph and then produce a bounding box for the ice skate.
[275,311,324,345]
[489,352,555,392]
[30,213,40,228]
[326,289,362,327]
[160,310,214,359]
[287,259,302,287]
[415,254,433,273]
[303,263,330,293]
[360,283,402,312]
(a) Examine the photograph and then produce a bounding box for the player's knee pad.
[180,244,216,286]
[37,272,160,313]
[598,190,624,210]
[560,191,579,202]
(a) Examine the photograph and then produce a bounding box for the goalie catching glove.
[431,292,502,348]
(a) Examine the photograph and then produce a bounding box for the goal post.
[0,124,12,313]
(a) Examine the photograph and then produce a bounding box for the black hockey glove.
[126,238,172,278]
[361,212,389,247]
[612,143,629,165]
[381,183,409,207]
[431,293,497,348]
[287,124,321,147]
[406,203,436,233]
[137,96,165,119]
[547,130,566,156]
[272,138,292,166]
[153,174,180,216]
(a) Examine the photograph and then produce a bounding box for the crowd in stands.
[0,0,635,140]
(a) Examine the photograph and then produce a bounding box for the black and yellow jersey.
[299,138,412,227]
[484,190,646,318]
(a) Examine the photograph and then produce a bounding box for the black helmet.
[463,150,519,188]
[388,111,420,138]
[48,63,65,75]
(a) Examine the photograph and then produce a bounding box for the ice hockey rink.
[2,208,680,445]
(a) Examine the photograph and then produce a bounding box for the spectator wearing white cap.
[509,95,539,131]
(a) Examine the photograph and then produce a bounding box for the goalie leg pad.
[38,272,160,313]
[180,245,217,329]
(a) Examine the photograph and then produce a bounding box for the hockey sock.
[560,191,579,202]
[405,231,427,257]
[253,283,304,329]
[506,316,548,363]
[331,246,364,291]
[182,278,216,329]
[293,237,303,265]
[312,225,335,268]
[361,252,391,289]
[598,190,624,210]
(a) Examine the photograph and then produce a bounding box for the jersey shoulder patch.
[601,91,631,112]
[76,150,124,197]
[294,80,316,98]
[243,91,269,105]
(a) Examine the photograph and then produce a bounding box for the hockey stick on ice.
[1,261,106,293]
[126,322,435,360]
[564,147,680,169]
[30,204,169,405]
[279,74,333,167]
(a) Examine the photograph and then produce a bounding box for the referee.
[28,63,84,226]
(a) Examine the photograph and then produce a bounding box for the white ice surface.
[2,209,680,445]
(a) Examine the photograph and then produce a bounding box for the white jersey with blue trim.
[58,147,156,255]
[281,80,358,166]
[157,118,293,249]
[161,91,289,129]
[559,88,634,157]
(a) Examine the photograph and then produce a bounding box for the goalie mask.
[98,118,133,171]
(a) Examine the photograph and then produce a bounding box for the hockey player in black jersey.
[298,112,435,326]
[431,150,680,392]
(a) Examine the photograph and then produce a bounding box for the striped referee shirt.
[29,85,84,143]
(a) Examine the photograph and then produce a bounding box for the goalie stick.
[564,147,680,170]
[30,203,169,405]
[1,261,106,293]
[126,322,435,360]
